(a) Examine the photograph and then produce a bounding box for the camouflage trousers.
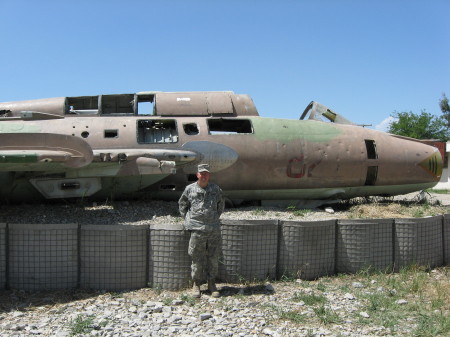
[188,229,222,283]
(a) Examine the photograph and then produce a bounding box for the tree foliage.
[387,93,450,141]
[439,93,450,128]
[388,110,449,141]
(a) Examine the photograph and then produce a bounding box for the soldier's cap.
[197,164,210,173]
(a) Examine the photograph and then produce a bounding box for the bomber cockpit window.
[136,94,155,115]
[67,96,99,115]
[101,94,134,115]
[207,118,253,135]
[137,119,178,143]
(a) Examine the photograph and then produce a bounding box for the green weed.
[286,205,310,217]
[279,309,306,323]
[107,291,123,299]
[351,265,449,333]
[364,293,396,313]
[316,282,326,292]
[292,292,326,306]
[279,273,297,282]
[313,305,341,324]
[427,188,449,194]
[180,294,197,306]
[162,297,174,306]
[68,315,95,336]
[252,208,266,216]
[264,304,306,324]
[413,311,450,337]
[152,284,163,295]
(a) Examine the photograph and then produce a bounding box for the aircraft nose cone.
[418,151,443,180]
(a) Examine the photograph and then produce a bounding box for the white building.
[434,141,450,190]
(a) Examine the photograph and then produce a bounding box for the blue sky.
[0,0,449,131]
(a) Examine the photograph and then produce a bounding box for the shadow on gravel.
[0,289,100,313]
[218,284,275,297]
[0,199,182,225]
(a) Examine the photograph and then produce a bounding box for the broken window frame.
[137,119,179,144]
[183,123,200,135]
[136,93,155,116]
[365,139,378,159]
[104,129,119,138]
[365,166,378,186]
[66,93,156,116]
[207,118,253,135]
[67,96,100,115]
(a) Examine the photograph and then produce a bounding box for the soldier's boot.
[192,282,201,298]
[208,280,220,298]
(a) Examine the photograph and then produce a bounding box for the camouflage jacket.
[178,182,225,231]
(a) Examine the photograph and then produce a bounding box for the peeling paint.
[251,118,342,143]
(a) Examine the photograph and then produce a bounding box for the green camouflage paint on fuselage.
[0,124,41,133]
[0,153,70,172]
[250,117,342,143]
[0,154,38,163]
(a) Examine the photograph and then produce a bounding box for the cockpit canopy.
[0,91,259,119]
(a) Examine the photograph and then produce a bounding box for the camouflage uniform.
[179,182,224,283]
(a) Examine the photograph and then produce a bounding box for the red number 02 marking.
[287,156,322,179]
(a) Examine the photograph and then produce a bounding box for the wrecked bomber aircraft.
[0,91,443,204]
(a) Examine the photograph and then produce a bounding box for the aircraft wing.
[0,133,93,171]
[25,146,199,199]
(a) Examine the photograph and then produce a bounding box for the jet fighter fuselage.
[0,91,442,204]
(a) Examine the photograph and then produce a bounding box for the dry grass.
[336,196,450,219]
[349,203,407,218]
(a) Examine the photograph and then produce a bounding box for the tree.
[388,110,449,141]
[440,93,450,128]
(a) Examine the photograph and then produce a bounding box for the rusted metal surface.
[0,91,443,203]
[0,97,67,117]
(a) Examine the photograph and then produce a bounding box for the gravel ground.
[0,191,448,336]
[0,199,342,226]
[0,191,448,225]
[0,268,448,337]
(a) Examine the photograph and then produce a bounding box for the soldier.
[179,164,225,298]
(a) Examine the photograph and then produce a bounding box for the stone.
[344,293,355,300]
[265,284,275,292]
[325,207,335,214]
[200,313,212,321]
[263,328,281,336]
[0,256,444,337]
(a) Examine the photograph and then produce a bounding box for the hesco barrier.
[336,219,394,274]
[0,215,448,291]
[445,214,450,265]
[9,224,78,291]
[279,220,335,280]
[219,220,278,282]
[394,216,443,271]
[149,224,191,291]
[80,225,147,291]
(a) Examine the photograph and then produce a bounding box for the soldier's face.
[196,171,210,184]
